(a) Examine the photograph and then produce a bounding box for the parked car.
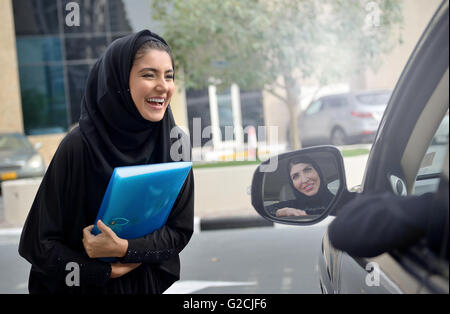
[251,0,448,293]
[297,90,392,146]
[0,133,46,186]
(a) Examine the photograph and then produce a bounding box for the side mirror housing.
[251,146,351,226]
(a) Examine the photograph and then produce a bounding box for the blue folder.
[91,162,192,260]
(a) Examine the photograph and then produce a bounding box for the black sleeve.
[18,137,111,291]
[328,192,433,258]
[119,170,194,264]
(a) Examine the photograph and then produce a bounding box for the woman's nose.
[155,77,169,92]
[298,174,307,184]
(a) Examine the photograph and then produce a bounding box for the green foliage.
[151,0,403,149]
[151,0,403,92]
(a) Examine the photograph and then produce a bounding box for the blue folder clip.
[91,162,192,262]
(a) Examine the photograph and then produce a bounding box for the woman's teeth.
[147,98,165,106]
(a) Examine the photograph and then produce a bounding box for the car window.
[355,92,391,105]
[0,135,32,151]
[413,112,449,195]
[305,100,322,115]
[323,97,348,109]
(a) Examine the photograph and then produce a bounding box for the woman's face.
[289,163,321,197]
[129,49,175,122]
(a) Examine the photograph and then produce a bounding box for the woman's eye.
[143,74,155,78]
[165,75,174,80]
[304,167,312,173]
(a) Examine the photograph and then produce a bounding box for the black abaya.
[18,30,194,294]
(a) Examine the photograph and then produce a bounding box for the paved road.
[173,221,331,294]
[0,219,331,294]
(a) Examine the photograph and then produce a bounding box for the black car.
[251,0,449,294]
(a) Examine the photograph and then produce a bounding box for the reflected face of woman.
[129,49,175,122]
[290,163,321,197]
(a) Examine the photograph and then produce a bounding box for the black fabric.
[18,30,194,294]
[328,177,449,259]
[267,156,335,215]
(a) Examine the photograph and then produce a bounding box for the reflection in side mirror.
[252,146,347,225]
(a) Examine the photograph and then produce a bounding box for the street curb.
[198,216,273,232]
[0,216,273,237]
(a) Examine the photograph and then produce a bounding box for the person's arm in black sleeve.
[328,192,433,258]
[119,170,194,264]
[18,139,111,292]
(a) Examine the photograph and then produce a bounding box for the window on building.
[186,89,212,147]
[240,90,265,142]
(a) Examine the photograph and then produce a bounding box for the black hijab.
[79,30,177,175]
[286,156,334,211]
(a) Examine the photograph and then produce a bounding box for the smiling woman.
[18,30,194,295]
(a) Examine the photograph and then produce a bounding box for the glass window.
[16,37,63,65]
[67,64,92,125]
[107,0,133,33]
[355,92,391,105]
[414,112,449,195]
[417,113,449,177]
[0,134,33,151]
[64,36,108,61]
[186,89,212,147]
[108,0,163,34]
[18,65,68,135]
[305,100,322,115]
[241,90,265,142]
[13,0,60,36]
[323,97,348,109]
[217,89,234,142]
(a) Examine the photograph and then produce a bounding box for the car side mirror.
[251,146,349,225]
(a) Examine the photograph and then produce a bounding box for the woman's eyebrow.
[138,67,174,74]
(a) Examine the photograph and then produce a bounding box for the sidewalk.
[0,149,369,234]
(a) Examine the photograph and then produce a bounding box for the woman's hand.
[110,262,142,279]
[276,207,308,217]
[82,220,128,258]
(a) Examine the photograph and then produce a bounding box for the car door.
[333,1,449,293]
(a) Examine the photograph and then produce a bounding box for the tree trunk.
[283,74,302,150]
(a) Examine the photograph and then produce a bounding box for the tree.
[151,0,403,149]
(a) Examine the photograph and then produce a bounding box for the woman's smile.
[145,97,167,110]
[301,182,315,192]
